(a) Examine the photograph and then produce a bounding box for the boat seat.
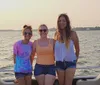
[0,79,15,85]
[76,74,100,85]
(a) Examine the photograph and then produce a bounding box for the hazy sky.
[0,0,100,29]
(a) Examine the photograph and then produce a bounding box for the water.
[0,30,100,79]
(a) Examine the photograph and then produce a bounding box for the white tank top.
[55,40,77,62]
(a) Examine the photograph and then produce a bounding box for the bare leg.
[65,68,76,85]
[35,74,45,85]
[25,75,32,85]
[57,70,65,85]
[45,74,55,85]
[17,77,26,85]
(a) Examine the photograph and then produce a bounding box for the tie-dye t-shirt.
[13,40,33,73]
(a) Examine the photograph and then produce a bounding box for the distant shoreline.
[0,27,100,31]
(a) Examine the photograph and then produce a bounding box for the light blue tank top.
[13,40,32,73]
[55,40,77,62]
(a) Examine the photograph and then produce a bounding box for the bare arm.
[71,31,80,61]
[54,31,58,40]
[49,38,56,55]
[50,38,56,62]
[30,40,36,65]
[53,39,56,62]
[52,38,56,56]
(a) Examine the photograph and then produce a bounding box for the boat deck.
[0,76,96,85]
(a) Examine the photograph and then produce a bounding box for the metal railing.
[0,66,100,72]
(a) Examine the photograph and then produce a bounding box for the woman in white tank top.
[54,13,80,85]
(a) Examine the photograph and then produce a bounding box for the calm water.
[0,30,100,79]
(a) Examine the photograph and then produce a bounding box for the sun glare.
[0,0,18,10]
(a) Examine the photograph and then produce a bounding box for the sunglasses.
[39,29,47,32]
[24,32,32,35]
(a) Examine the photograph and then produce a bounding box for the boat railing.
[0,65,100,72]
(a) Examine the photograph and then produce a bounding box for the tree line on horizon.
[0,26,100,31]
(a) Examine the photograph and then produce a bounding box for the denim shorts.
[34,63,56,76]
[56,60,76,70]
[15,72,32,79]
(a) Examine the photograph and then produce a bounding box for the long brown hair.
[55,13,71,48]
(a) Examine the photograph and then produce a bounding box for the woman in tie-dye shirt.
[13,25,33,85]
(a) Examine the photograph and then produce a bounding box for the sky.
[0,0,100,30]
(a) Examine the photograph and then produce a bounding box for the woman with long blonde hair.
[31,24,56,85]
